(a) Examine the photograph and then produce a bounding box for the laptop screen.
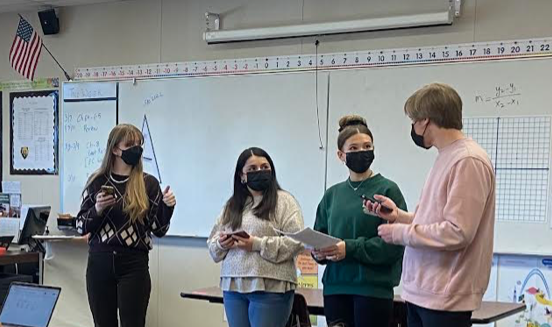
[0,283,60,327]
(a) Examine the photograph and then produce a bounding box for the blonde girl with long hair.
[76,124,176,327]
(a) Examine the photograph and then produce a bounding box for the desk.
[471,302,527,324]
[0,251,42,284]
[0,251,40,266]
[182,286,326,316]
[181,286,525,326]
[33,235,86,261]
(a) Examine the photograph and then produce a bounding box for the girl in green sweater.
[313,115,407,327]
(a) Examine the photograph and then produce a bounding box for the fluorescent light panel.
[204,11,453,44]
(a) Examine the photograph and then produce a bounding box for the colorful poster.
[297,253,318,275]
[0,192,22,240]
[497,255,552,327]
[0,193,22,218]
[298,275,318,289]
[296,252,319,325]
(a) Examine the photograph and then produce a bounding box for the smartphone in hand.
[360,194,393,214]
[101,185,116,197]
[227,230,250,239]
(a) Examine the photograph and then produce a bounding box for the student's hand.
[363,194,398,223]
[218,233,235,250]
[163,186,176,207]
[95,192,116,215]
[311,249,326,261]
[233,235,255,252]
[378,224,396,243]
[317,241,346,262]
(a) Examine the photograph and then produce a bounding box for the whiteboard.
[328,58,552,255]
[60,57,552,253]
[61,82,118,215]
[118,73,328,237]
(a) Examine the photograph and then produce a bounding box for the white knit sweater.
[207,191,304,287]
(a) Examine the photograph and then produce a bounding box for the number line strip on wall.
[74,37,552,81]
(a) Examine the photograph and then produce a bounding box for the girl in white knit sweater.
[207,147,304,327]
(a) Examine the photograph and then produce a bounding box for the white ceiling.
[0,0,132,14]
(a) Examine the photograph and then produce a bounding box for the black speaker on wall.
[38,9,59,35]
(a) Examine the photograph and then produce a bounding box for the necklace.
[110,172,129,184]
[347,170,373,192]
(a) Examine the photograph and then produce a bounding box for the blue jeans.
[223,291,294,327]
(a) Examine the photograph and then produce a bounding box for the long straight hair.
[221,147,281,230]
[83,124,149,224]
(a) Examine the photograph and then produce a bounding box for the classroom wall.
[1,0,552,326]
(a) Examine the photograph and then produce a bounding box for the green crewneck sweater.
[314,173,407,299]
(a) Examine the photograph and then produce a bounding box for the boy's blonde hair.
[404,82,463,130]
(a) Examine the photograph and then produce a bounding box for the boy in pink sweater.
[364,83,496,327]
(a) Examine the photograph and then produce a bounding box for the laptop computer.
[0,282,61,327]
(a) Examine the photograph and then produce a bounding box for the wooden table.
[0,250,42,284]
[182,286,326,316]
[0,251,40,266]
[181,286,526,326]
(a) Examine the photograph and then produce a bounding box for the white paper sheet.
[9,194,21,209]
[1,181,21,194]
[0,218,20,237]
[273,227,340,249]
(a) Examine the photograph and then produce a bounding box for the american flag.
[9,17,43,81]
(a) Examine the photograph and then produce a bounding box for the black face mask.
[345,150,375,174]
[246,170,272,192]
[120,146,143,166]
[411,123,431,150]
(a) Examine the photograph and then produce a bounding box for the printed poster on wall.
[10,91,58,174]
